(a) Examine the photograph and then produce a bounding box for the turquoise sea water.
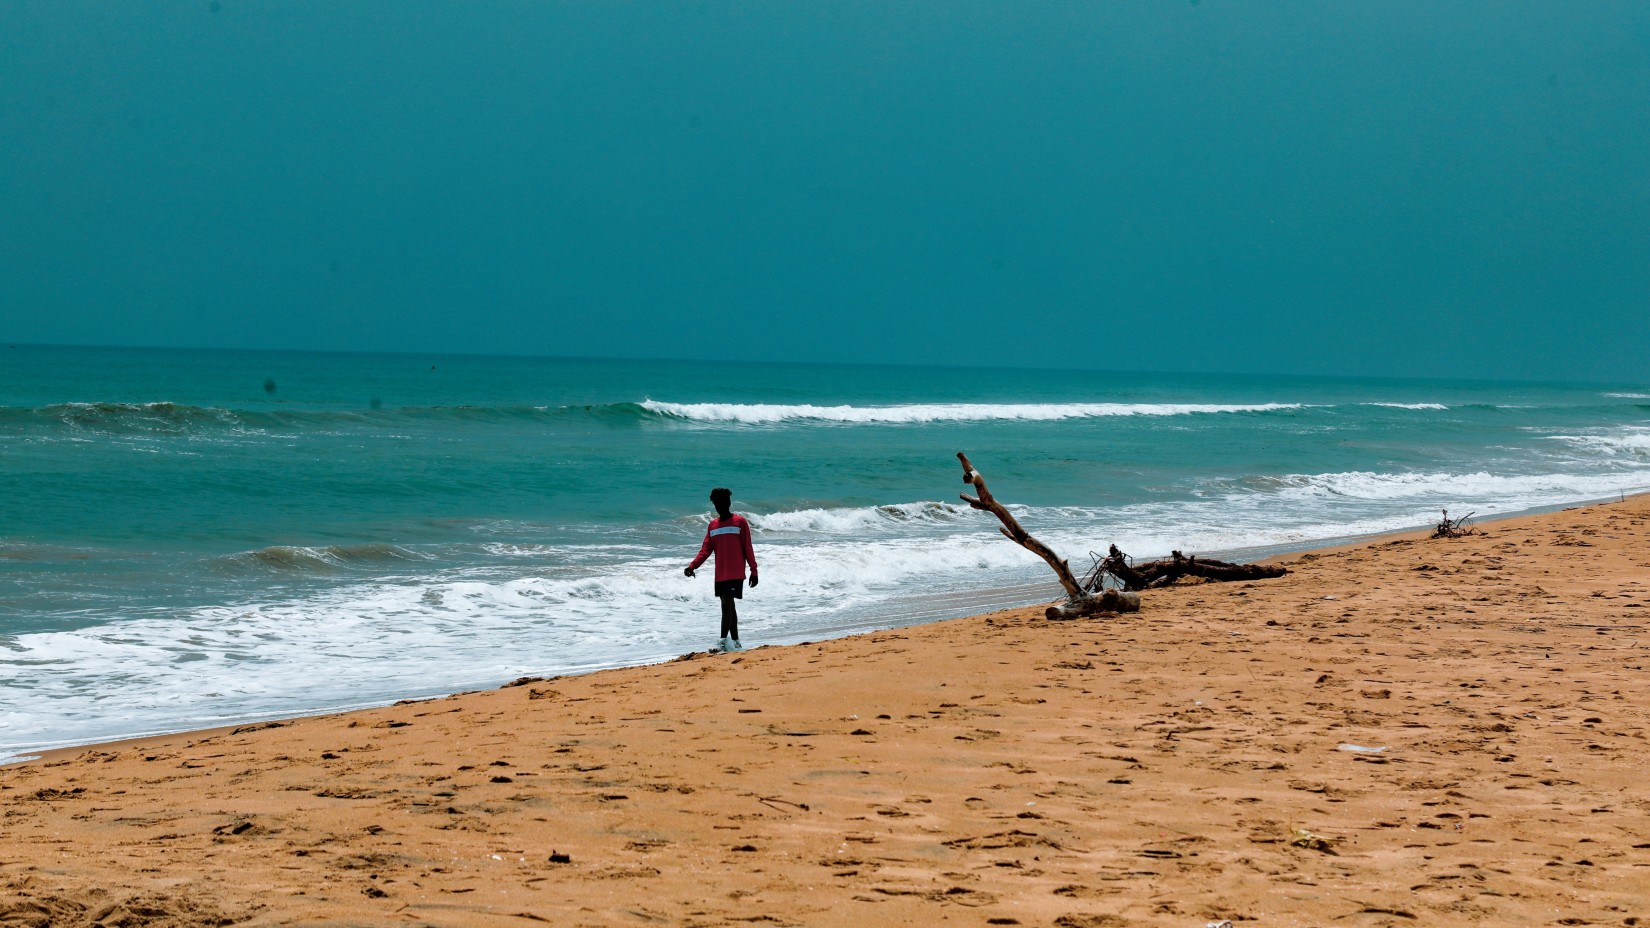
[4,344,1649,760]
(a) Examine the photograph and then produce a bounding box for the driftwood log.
[1091,545,1286,592]
[957,452,1140,620]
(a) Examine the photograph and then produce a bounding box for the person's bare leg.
[720,595,738,643]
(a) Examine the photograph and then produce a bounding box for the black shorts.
[714,578,744,599]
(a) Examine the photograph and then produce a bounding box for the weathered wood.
[958,452,1086,601]
[1045,589,1141,620]
[1164,551,1286,584]
[1097,545,1286,592]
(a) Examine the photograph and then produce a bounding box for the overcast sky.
[2,2,1646,382]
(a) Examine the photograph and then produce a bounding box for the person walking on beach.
[684,487,758,652]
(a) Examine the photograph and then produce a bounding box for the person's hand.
[749,572,759,588]
[683,566,696,578]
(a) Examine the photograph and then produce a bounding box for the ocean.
[3,344,1649,762]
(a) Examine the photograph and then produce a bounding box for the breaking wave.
[638,400,1303,424]
[1547,428,1650,457]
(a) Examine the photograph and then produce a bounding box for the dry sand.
[3,497,1648,927]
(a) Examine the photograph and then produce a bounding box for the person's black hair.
[709,487,732,507]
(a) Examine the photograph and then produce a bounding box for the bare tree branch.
[956,453,1285,619]
[958,452,1085,600]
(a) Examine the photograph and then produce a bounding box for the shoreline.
[3,493,1648,924]
[8,491,1643,768]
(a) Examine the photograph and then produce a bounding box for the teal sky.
[2,2,1647,383]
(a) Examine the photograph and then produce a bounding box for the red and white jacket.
[689,513,758,582]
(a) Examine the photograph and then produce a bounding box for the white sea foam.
[640,400,1302,424]
[1366,402,1449,410]
[1604,392,1650,399]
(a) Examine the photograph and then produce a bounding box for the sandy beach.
[3,498,1647,928]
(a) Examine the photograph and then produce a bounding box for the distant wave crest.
[1236,469,1649,502]
[0,401,636,435]
[216,543,427,573]
[8,396,1643,437]
[1,402,246,434]
[639,400,1302,424]
[746,501,975,534]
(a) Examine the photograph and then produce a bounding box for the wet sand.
[3,497,1648,927]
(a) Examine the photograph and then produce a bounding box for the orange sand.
[3,498,1648,927]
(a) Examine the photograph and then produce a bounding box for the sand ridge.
[3,498,1648,927]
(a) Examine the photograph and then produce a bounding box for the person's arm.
[742,516,758,586]
[685,526,713,577]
